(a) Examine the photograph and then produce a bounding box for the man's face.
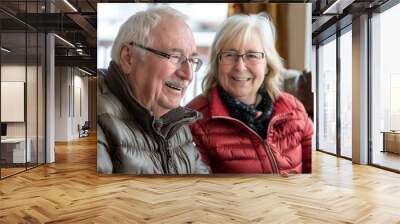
[123,16,197,118]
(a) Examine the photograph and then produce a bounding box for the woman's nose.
[234,56,246,71]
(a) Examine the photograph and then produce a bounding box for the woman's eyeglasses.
[219,51,265,65]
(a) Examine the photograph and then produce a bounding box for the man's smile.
[164,80,187,92]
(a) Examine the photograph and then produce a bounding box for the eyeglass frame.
[218,50,266,65]
[128,41,203,72]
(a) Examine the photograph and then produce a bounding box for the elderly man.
[97,6,209,174]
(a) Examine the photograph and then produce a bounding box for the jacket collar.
[105,61,154,132]
[209,86,231,118]
[208,87,301,141]
[209,86,291,119]
[105,61,200,137]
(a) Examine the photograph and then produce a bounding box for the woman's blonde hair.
[202,14,284,101]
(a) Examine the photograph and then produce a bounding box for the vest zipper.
[165,115,198,139]
[154,111,200,174]
[153,118,170,174]
[212,115,280,174]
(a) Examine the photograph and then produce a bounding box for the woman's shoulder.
[186,94,210,112]
[274,91,307,115]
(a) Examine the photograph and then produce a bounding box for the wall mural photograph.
[97,3,314,175]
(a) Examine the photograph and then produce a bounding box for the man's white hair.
[110,6,187,64]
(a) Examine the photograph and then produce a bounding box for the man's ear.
[119,44,135,78]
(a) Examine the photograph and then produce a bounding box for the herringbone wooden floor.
[1,135,400,224]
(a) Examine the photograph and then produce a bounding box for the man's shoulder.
[97,69,108,94]
[97,69,110,101]
[98,68,107,76]
[97,70,129,120]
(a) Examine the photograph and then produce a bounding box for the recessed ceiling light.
[78,67,92,76]
[322,0,354,15]
[54,34,75,48]
[63,0,78,12]
[1,47,11,53]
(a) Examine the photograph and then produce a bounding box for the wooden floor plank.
[0,134,400,223]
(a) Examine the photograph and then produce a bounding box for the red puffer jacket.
[186,87,313,174]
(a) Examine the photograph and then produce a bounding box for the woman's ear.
[119,44,135,78]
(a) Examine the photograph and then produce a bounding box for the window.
[0,1,46,179]
[339,29,352,158]
[317,36,337,154]
[370,3,400,171]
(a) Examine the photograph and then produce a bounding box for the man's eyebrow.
[169,48,184,54]
[170,48,199,57]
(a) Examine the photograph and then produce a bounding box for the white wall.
[54,67,89,141]
[55,66,69,141]
[72,73,89,138]
[1,63,46,164]
[1,65,26,81]
[1,66,25,131]
[1,65,40,137]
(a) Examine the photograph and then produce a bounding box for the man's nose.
[177,60,193,81]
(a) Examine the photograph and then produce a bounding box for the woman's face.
[217,33,267,105]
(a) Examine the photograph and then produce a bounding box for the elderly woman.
[187,14,313,174]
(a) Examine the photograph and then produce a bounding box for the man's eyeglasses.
[129,42,203,72]
[219,51,265,66]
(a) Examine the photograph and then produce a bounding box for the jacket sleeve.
[190,122,211,167]
[301,114,314,173]
[97,124,113,174]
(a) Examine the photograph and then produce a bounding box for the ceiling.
[312,0,390,44]
[0,0,98,73]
